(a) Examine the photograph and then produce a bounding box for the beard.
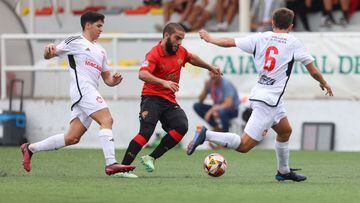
[165,38,177,55]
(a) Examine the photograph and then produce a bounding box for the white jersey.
[56,35,110,106]
[235,31,314,107]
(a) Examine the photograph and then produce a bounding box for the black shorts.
[139,96,188,132]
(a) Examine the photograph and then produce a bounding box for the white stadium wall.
[0,98,359,151]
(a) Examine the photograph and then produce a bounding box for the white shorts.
[195,0,216,13]
[244,101,287,141]
[70,91,108,129]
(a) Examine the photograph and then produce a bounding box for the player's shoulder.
[178,45,188,53]
[63,35,82,45]
[146,45,161,59]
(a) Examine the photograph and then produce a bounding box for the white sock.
[205,130,241,149]
[275,140,290,174]
[28,134,65,153]
[99,129,117,166]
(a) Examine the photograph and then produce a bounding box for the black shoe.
[275,168,307,182]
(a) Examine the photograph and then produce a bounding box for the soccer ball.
[203,153,227,177]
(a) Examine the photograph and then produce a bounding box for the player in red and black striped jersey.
[117,23,221,178]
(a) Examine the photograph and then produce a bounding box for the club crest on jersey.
[177,59,183,66]
[96,96,103,103]
[85,59,102,72]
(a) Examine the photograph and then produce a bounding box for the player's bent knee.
[175,121,188,135]
[102,116,113,127]
[139,122,156,139]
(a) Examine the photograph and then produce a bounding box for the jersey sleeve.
[101,49,110,72]
[293,39,314,66]
[140,52,158,73]
[183,47,193,66]
[234,33,260,54]
[55,38,79,56]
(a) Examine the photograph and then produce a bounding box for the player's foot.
[275,168,307,182]
[112,172,138,178]
[140,155,155,172]
[186,125,207,155]
[21,143,33,172]
[105,163,136,176]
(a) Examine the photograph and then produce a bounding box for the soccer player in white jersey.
[20,11,136,175]
[187,8,333,182]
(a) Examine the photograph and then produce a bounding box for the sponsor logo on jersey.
[258,75,276,85]
[85,59,102,72]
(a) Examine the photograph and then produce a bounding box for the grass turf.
[0,147,359,203]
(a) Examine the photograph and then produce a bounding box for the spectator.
[180,0,217,32]
[321,0,350,27]
[250,0,285,32]
[209,0,239,32]
[286,0,312,31]
[193,72,240,132]
[155,0,195,31]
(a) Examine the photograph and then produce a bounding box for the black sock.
[342,10,349,21]
[121,140,143,165]
[149,134,179,159]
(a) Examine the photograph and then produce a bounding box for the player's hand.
[320,83,333,96]
[112,72,123,85]
[162,80,179,92]
[210,66,222,77]
[199,29,212,43]
[204,109,214,122]
[45,44,57,56]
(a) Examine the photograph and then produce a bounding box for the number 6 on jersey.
[263,46,279,71]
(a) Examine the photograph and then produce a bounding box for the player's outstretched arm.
[305,62,334,96]
[199,29,236,47]
[139,70,179,92]
[101,71,123,87]
[188,53,222,77]
[44,44,57,59]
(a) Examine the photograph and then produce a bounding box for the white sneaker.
[218,22,229,32]
[112,172,138,178]
[209,23,221,32]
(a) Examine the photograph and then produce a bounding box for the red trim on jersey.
[133,134,147,146]
[139,41,191,104]
[169,130,183,142]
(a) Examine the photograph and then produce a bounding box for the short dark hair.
[162,22,185,38]
[272,8,294,30]
[80,11,105,31]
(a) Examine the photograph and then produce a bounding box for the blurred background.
[0,0,359,151]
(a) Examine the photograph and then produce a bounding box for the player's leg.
[188,101,270,155]
[90,108,116,166]
[140,104,188,172]
[21,117,87,172]
[272,117,306,182]
[148,105,188,160]
[90,107,136,174]
[121,96,161,166]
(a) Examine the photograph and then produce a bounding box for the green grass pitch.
[0,147,359,203]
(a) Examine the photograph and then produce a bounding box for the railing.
[0,33,168,99]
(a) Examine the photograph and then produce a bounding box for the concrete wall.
[0,98,359,151]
